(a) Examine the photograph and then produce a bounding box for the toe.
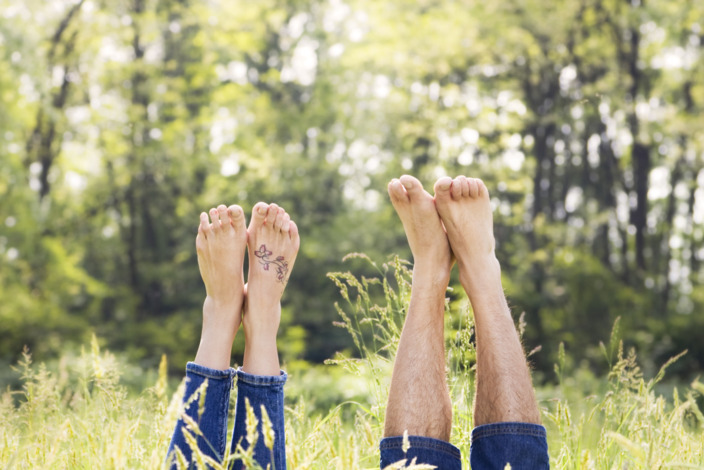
[451,177,463,200]
[280,213,291,232]
[468,178,480,198]
[433,177,453,201]
[249,202,269,230]
[274,207,286,232]
[399,175,424,200]
[388,178,408,204]
[217,205,230,231]
[209,208,221,231]
[289,220,301,248]
[227,204,246,230]
[476,179,489,198]
[265,203,279,226]
[458,176,470,197]
[199,212,211,238]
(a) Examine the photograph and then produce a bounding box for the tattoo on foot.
[254,244,289,283]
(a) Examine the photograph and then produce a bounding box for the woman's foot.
[242,202,300,375]
[193,205,248,370]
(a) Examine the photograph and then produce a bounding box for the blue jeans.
[380,422,549,469]
[166,362,287,469]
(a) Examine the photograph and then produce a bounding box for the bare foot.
[433,176,500,295]
[242,202,300,375]
[435,177,541,426]
[388,175,453,284]
[385,175,454,442]
[193,204,248,370]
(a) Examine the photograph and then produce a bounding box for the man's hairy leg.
[434,176,540,426]
[384,175,454,441]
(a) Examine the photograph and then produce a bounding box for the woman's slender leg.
[167,204,248,467]
[231,202,300,470]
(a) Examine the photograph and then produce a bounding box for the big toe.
[434,177,453,202]
[399,175,425,200]
[228,204,246,231]
[249,202,269,230]
[388,178,408,204]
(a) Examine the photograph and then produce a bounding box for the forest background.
[1,0,703,391]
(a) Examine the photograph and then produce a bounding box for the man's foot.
[193,204,248,370]
[433,176,500,295]
[388,175,453,285]
[434,177,541,426]
[384,176,454,441]
[242,202,300,375]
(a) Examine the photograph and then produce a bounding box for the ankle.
[243,305,280,340]
[411,259,452,287]
[458,255,500,290]
[193,330,234,370]
[242,340,280,375]
[200,325,236,349]
[243,327,279,347]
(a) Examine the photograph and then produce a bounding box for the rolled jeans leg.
[231,368,287,470]
[470,422,550,470]
[166,362,236,468]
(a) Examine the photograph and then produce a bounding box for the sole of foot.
[193,204,248,369]
[433,175,500,293]
[388,175,452,284]
[241,202,300,375]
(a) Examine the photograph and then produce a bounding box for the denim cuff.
[236,367,287,386]
[471,422,547,443]
[380,435,462,460]
[186,361,237,380]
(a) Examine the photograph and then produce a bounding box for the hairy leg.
[384,175,454,441]
[434,176,540,426]
[194,204,247,369]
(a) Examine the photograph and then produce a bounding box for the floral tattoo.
[254,244,289,283]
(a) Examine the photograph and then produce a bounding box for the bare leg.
[434,176,540,426]
[166,204,247,467]
[384,175,454,441]
[193,204,247,370]
[230,202,299,470]
[242,202,300,375]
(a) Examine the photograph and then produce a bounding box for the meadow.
[2,257,703,469]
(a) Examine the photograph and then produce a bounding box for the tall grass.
[0,336,174,468]
[1,255,703,469]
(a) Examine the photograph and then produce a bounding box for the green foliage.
[1,335,173,468]
[0,0,702,381]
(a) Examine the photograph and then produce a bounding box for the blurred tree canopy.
[0,0,702,379]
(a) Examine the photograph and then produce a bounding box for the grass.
[1,255,703,469]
